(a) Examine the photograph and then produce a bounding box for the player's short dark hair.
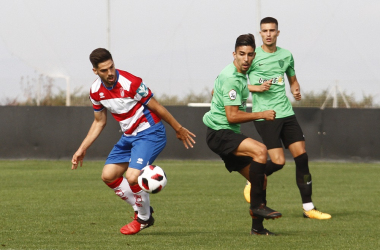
[260,17,278,28]
[89,48,113,68]
[235,33,256,51]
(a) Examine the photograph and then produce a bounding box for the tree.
[291,89,379,108]
[3,77,378,108]
[2,75,91,106]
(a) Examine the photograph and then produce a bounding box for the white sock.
[107,177,137,210]
[303,202,314,211]
[133,190,151,221]
[129,184,151,221]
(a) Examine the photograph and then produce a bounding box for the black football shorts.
[206,127,252,172]
[253,115,305,149]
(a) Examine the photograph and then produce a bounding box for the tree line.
[1,75,378,108]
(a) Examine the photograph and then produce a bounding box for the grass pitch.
[0,160,379,249]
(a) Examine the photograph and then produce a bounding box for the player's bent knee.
[101,172,117,184]
[273,159,285,165]
[253,144,267,163]
[235,139,267,163]
[101,163,129,183]
[270,154,286,165]
[101,168,121,184]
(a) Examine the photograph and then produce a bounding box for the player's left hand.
[258,79,272,92]
[292,88,301,101]
[176,127,196,149]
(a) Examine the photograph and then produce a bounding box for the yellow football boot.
[303,208,331,219]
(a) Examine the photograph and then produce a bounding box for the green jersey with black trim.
[203,63,249,133]
[248,46,295,120]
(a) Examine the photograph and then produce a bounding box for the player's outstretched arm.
[287,75,301,101]
[146,97,196,149]
[248,79,272,92]
[71,109,107,170]
[225,105,276,123]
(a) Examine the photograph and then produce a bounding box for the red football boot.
[120,216,155,235]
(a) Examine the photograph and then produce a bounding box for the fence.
[0,106,379,161]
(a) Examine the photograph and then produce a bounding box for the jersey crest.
[278,60,284,68]
[229,89,237,100]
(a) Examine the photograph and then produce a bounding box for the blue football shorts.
[105,122,167,170]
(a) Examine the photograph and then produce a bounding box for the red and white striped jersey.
[89,69,161,136]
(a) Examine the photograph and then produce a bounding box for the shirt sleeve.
[131,79,153,105]
[89,89,104,111]
[221,78,242,106]
[286,54,296,77]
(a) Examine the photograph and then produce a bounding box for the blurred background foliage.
[2,75,378,108]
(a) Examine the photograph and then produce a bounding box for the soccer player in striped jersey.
[71,48,196,235]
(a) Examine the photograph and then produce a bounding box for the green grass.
[0,160,379,250]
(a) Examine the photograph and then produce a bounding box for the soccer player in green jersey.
[203,33,282,236]
[243,17,331,220]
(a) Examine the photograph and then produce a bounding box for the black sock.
[294,153,312,203]
[249,161,266,208]
[263,177,267,205]
[251,217,264,231]
[265,160,284,176]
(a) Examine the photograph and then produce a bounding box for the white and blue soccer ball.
[138,165,167,194]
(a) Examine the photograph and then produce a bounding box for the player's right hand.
[262,110,276,121]
[71,149,86,170]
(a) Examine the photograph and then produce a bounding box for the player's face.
[233,46,255,74]
[260,23,280,47]
[93,59,116,87]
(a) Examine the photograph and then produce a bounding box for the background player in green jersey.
[244,17,331,220]
[204,34,281,236]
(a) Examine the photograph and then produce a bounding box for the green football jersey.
[203,63,249,133]
[248,46,296,120]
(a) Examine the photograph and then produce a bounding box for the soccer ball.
[138,165,167,194]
